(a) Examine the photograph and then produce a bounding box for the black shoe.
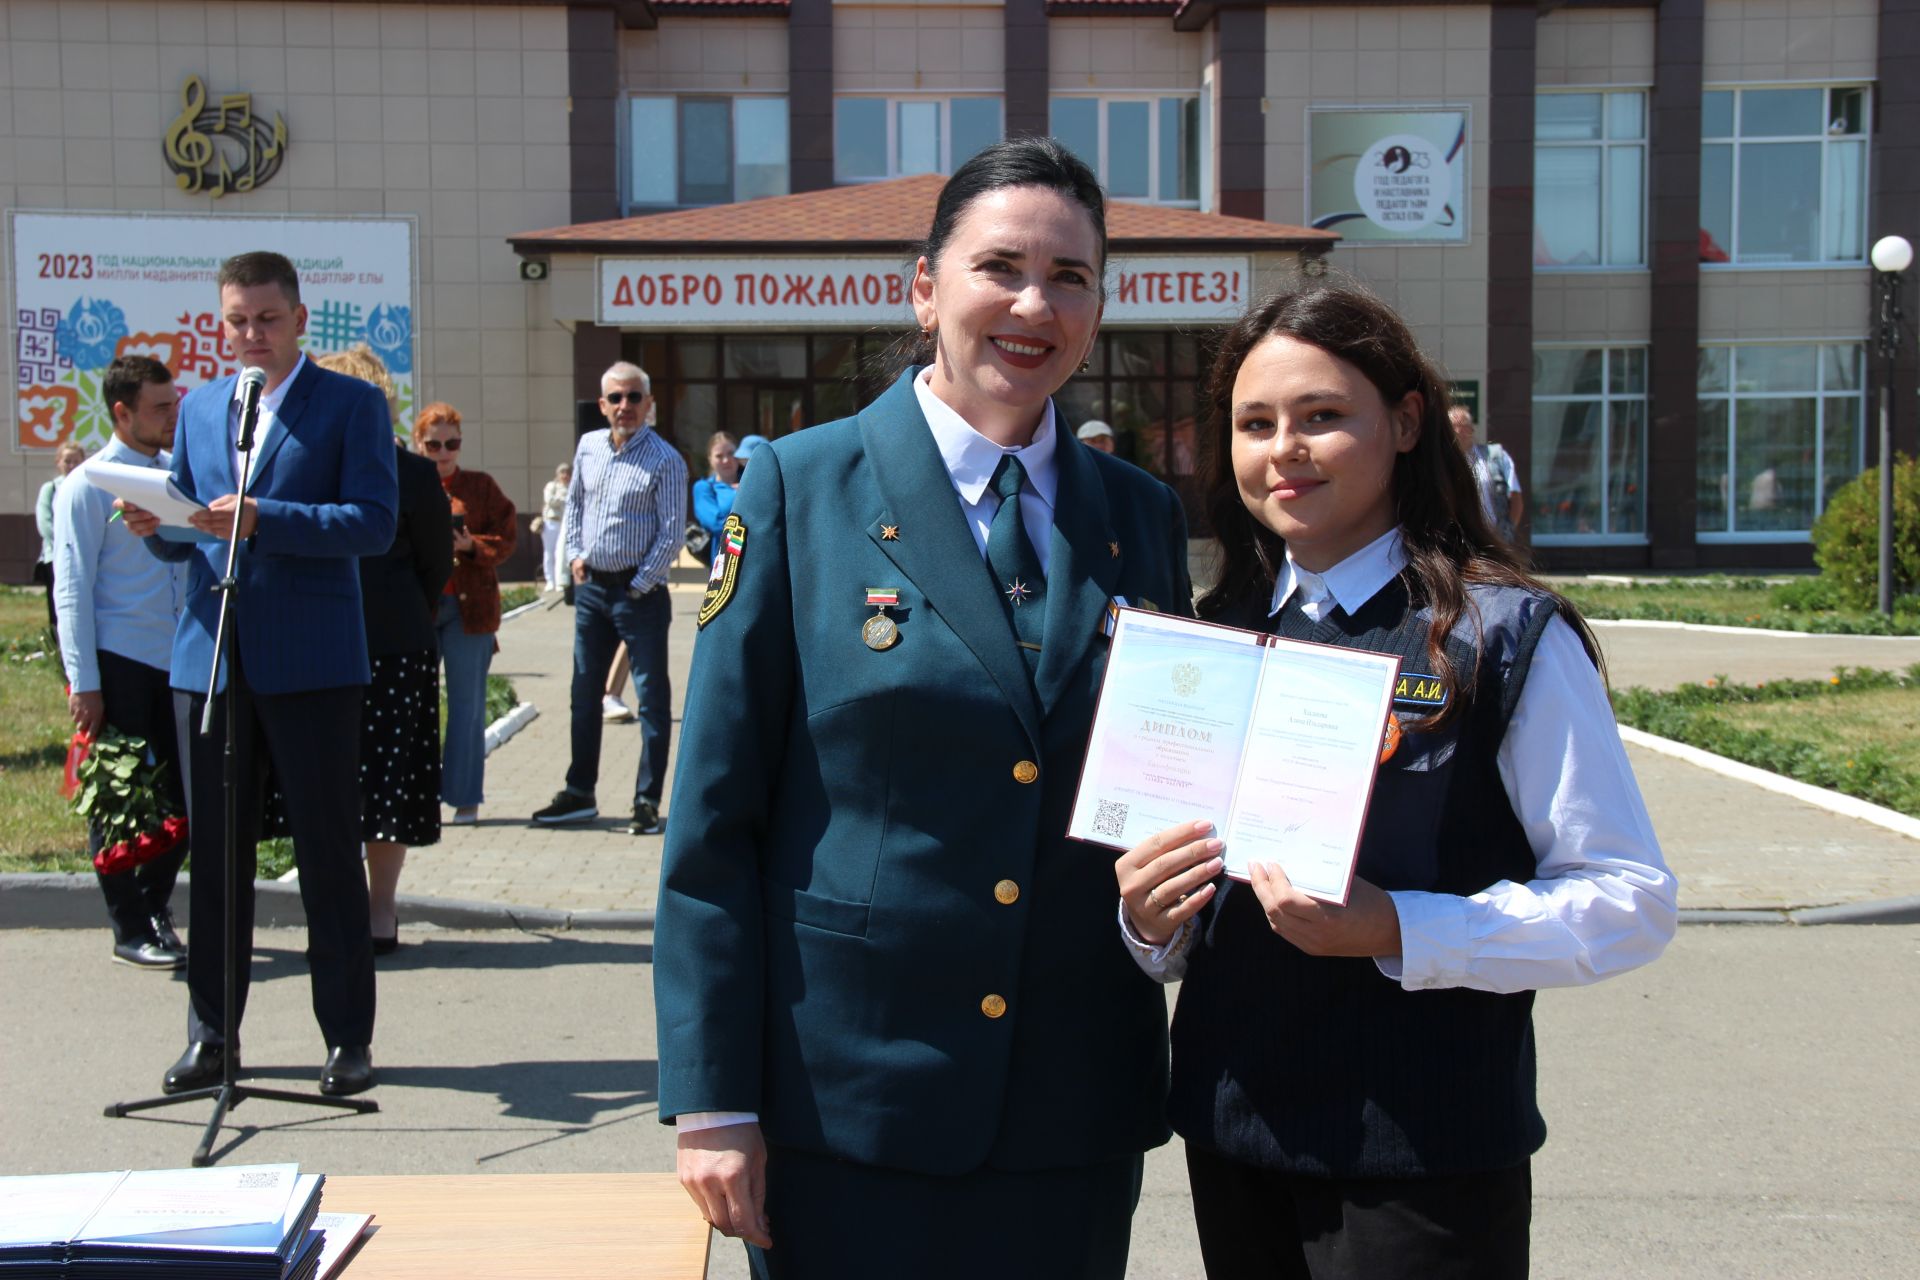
[372,929,400,957]
[163,1041,231,1093]
[113,935,186,970]
[532,789,598,825]
[320,1044,375,1096]
[628,800,664,836]
[149,909,185,955]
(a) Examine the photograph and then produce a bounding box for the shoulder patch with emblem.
[698,514,747,628]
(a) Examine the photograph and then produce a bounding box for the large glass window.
[833,97,1003,183]
[1534,91,1645,269]
[1049,97,1204,206]
[629,96,790,208]
[1699,86,1867,265]
[1531,347,1647,540]
[1696,343,1865,538]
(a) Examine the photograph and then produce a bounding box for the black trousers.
[90,650,188,944]
[747,1146,1142,1280]
[176,651,374,1050]
[1185,1144,1531,1280]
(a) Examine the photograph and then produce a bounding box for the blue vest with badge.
[656,368,1194,1175]
[1168,576,1563,1179]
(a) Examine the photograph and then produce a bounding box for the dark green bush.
[1769,576,1846,613]
[1811,458,1920,610]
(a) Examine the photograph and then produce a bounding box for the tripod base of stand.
[108,1082,379,1167]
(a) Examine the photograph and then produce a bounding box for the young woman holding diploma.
[1114,283,1677,1279]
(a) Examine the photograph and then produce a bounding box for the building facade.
[0,0,1913,576]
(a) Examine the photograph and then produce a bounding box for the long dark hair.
[1196,282,1602,728]
[875,136,1108,379]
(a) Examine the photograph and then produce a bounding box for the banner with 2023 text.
[9,212,417,452]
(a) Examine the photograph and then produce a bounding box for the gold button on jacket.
[1012,760,1039,784]
[993,880,1020,905]
[980,994,1007,1018]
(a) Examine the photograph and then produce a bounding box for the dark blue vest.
[1167,576,1562,1179]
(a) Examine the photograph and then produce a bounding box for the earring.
[1079,358,1090,372]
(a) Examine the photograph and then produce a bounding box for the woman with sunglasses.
[415,402,516,826]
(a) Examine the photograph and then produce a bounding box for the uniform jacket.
[148,361,397,695]
[655,368,1193,1175]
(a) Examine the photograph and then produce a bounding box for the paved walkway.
[390,578,1920,919]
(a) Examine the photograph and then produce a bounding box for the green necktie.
[987,454,1045,671]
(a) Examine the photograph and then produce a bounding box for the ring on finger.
[1147,887,1162,910]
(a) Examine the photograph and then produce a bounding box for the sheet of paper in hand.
[1067,607,1400,904]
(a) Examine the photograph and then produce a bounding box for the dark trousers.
[748,1146,1142,1280]
[566,579,672,808]
[1185,1145,1531,1280]
[90,650,188,945]
[176,652,374,1050]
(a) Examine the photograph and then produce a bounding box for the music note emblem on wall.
[162,74,289,198]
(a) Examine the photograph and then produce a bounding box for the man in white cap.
[1075,420,1116,454]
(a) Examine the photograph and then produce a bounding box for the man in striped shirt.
[533,361,688,835]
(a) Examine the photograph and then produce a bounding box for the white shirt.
[677,373,1067,1136]
[228,353,308,491]
[912,367,1059,572]
[1120,527,1678,994]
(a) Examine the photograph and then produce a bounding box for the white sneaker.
[602,695,635,722]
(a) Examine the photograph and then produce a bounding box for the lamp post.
[1869,234,1912,617]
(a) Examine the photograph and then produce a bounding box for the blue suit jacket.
[655,369,1194,1175]
[149,361,397,695]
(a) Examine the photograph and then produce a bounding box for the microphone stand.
[106,375,378,1166]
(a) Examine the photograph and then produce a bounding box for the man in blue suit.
[120,251,397,1098]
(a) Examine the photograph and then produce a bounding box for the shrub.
[1811,457,1920,610]
[1769,576,1846,613]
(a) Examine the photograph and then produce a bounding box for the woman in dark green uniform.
[653,137,1193,1278]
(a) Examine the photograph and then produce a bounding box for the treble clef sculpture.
[163,75,216,193]
[160,73,289,198]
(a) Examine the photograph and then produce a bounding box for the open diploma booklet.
[0,1163,326,1278]
[1068,608,1401,904]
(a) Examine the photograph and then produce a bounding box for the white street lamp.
[1870,234,1912,618]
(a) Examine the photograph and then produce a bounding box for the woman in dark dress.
[317,347,453,952]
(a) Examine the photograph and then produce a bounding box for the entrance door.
[724,381,808,438]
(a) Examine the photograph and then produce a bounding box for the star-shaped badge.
[1108,541,1120,559]
[881,524,900,541]
[1005,578,1033,605]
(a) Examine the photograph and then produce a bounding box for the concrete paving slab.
[3,924,1915,1278]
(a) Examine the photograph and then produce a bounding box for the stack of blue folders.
[0,1165,324,1280]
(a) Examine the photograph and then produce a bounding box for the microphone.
[235,366,268,454]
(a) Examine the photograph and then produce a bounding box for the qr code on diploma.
[1092,800,1129,840]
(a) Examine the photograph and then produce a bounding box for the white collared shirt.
[912,366,1059,572]
[1120,528,1677,994]
[228,353,307,491]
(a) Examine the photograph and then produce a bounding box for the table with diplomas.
[326,1174,709,1278]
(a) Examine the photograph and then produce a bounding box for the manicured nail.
[1204,839,1223,853]
[1194,820,1214,833]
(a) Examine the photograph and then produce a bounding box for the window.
[630,96,789,208]
[1696,343,1865,538]
[1534,92,1645,268]
[1049,96,1204,205]
[1531,347,1647,540]
[1699,86,1867,265]
[834,97,1003,183]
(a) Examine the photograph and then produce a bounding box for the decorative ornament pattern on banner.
[10,213,416,451]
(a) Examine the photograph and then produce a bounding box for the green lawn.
[1612,665,1920,819]
[1556,577,1920,636]
[0,587,518,873]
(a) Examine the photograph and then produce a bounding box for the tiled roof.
[510,174,1337,254]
